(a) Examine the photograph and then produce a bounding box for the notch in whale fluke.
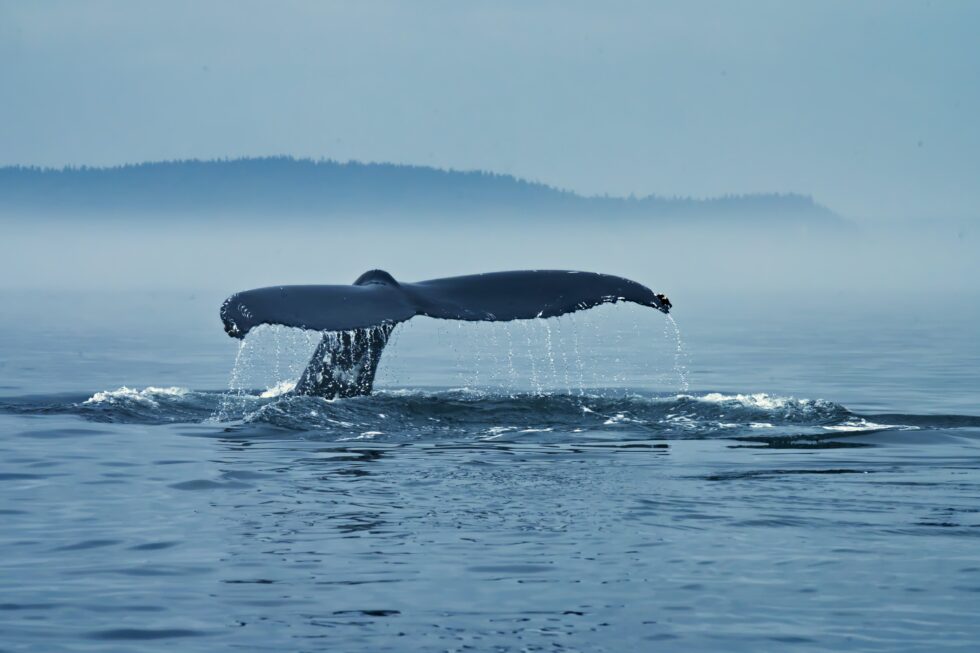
[219,269,671,339]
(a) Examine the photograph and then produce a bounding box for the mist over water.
[2,211,977,313]
[3,1,979,647]
[1,209,979,652]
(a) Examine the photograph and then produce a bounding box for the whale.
[220,269,671,398]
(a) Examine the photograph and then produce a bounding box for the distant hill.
[0,157,842,224]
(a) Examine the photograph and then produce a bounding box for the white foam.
[481,426,519,440]
[665,414,699,429]
[697,392,789,409]
[338,431,385,441]
[84,386,188,406]
[603,413,645,425]
[688,392,830,411]
[822,419,910,433]
[259,380,296,398]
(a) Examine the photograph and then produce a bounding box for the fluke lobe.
[220,269,671,398]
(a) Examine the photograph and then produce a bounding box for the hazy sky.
[1,1,978,220]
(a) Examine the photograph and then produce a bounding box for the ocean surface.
[1,290,979,652]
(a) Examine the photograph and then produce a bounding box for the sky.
[1,0,978,221]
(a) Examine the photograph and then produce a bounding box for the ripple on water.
[168,479,253,491]
[4,387,951,445]
[86,628,207,641]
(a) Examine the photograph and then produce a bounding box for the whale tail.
[221,269,671,398]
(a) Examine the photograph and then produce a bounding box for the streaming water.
[504,322,519,391]
[667,314,690,392]
[214,338,248,422]
[554,316,573,392]
[212,309,688,410]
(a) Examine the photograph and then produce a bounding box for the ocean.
[1,289,978,652]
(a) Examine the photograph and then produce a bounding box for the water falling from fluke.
[665,315,690,393]
[218,268,674,399]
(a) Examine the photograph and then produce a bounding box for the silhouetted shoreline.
[0,157,842,224]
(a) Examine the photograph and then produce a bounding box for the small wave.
[259,381,296,399]
[685,392,841,416]
[2,387,973,442]
[74,386,220,424]
[695,392,799,409]
[821,418,912,433]
[83,386,189,406]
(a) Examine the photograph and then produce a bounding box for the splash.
[214,337,249,421]
[84,386,188,406]
[503,322,519,392]
[567,313,587,394]
[212,324,323,421]
[520,320,542,394]
[211,304,689,411]
[665,314,690,393]
[553,316,574,392]
[259,380,297,398]
[40,386,926,442]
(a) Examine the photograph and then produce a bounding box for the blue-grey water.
[1,290,979,652]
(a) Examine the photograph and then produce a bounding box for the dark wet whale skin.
[220,269,671,339]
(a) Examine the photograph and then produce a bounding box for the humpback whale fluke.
[220,270,671,398]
